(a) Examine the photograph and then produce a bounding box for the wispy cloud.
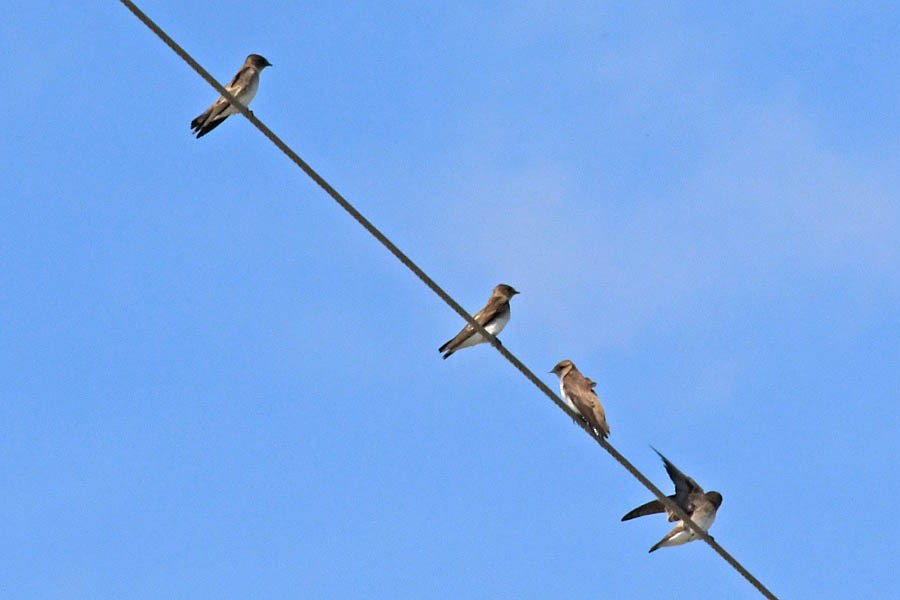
[420,4,900,351]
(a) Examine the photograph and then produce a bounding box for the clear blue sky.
[3,2,899,598]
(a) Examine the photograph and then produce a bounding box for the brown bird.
[438,284,518,359]
[621,448,723,553]
[191,54,272,138]
[550,359,610,438]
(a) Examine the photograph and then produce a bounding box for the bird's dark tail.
[192,115,227,138]
[190,105,230,138]
[190,109,210,134]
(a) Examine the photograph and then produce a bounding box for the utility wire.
[117,2,779,598]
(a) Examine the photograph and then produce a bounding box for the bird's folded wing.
[438,306,489,352]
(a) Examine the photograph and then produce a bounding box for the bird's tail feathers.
[599,421,611,438]
[190,110,210,133]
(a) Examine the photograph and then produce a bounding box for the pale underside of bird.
[191,54,271,138]
[438,284,518,359]
[550,359,610,438]
[621,448,723,553]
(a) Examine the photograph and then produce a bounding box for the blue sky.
[3,1,899,598]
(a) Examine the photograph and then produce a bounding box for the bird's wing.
[621,495,676,521]
[564,373,609,437]
[225,64,253,93]
[438,299,499,353]
[652,448,704,511]
[474,295,505,327]
[205,66,254,122]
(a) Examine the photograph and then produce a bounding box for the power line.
[117,2,779,598]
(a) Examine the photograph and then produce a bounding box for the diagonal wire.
[117,1,779,598]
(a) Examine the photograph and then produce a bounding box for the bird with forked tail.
[191,54,272,138]
[438,284,518,359]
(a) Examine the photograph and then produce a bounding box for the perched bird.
[621,448,723,553]
[190,54,272,138]
[550,359,610,438]
[438,284,518,359]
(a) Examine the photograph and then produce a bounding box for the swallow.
[550,359,610,438]
[438,284,518,359]
[621,448,723,553]
[191,54,272,138]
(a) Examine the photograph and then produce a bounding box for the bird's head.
[247,54,273,70]
[550,359,575,376]
[494,284,519,299]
